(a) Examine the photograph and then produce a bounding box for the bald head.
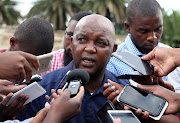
[74,14,115,45]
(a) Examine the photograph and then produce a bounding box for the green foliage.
[0,0,21,25]
[27,0,80,30]
[162,9,180,48]
[81,0,127,34]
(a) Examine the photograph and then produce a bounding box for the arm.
[30,87,84,123]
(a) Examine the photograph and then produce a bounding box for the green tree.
[0,0,21,25]
[27,0,80,30]
[81,0,127,34]
[162,9,180,48]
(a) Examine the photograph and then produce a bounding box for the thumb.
[29,106,50,123]
[137,84,156,93]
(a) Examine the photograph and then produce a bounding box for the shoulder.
[158,42,171,48]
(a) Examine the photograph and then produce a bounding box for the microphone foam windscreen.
[66,69,90,85]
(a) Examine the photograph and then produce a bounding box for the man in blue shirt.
[107,0,171,81]
[16,14,129,122]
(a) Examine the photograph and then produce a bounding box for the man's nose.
[85,41,96,53]
[147,32,157,41]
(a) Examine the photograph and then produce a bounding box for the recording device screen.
[118,85,167,117]
[96,101,115,123]
[108,110,141,123]
[112,49,154,75]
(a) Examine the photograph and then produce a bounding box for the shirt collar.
[124,34,144,56]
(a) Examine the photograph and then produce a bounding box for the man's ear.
[124,21,130,33]
[10,37,18,48]
[113,43,117,52]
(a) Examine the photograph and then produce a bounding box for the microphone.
[21,75,42,85]
[45,69,89,106]
[67,69,90,97]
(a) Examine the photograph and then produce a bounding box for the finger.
[52,92,58,99]
[137,84,155,93]
[19,52,40,71]
[103,85,116,97]
[51,89,55,94]
[107,90,120,103]
[45,95,50,100]
[29,107,49,123]
[57,89,63,95]
[103,83,108,91]
[72,86,84,102]
[113,118,121,123]
[134,108,142,116]
[124,105,131,110]
[0,80,14,86]
[2,85,26,95]
[23,59,33,83]
[60,89,71,100]
[9,96,29,116]
[107,79,124,91]
[141,51,154,61]
[142,111,149,119]
[1,93,13,105]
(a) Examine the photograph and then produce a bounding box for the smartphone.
[108,110,141,123]
[112,49,154,75]
[117,85,168,120]
[32,53,53,75]
[8,82,46,105]
[116,74,147,80]
[96,100,116,123]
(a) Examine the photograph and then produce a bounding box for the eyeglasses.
[65,31,73,40]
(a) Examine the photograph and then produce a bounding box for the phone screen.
[108,110,141,123]
[112,50,154,75]
[118,85,167,117]
[96,101,115,123]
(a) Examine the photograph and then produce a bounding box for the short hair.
[14,18,54,56]
[69,11,92,22]
[127,0,162,25]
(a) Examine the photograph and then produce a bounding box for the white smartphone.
[108,110,141,123]
[8,82,46,105]
[32,53,53,75]
[117,85,168,120]
[112,49,154,75]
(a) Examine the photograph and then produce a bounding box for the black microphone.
[67,69,90,97]
[21,75,42,85]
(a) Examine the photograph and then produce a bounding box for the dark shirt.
[16,61,129,123]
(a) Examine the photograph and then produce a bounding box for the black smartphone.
[96,100,116,123]
[117,85,168,120]
[112,49,154,75]
[116,74,147,80]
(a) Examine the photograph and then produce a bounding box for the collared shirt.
[16,61,129,123]
[40,49,65,75]
[107,34,171,80]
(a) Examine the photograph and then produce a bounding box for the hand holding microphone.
[46,69,89,104]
